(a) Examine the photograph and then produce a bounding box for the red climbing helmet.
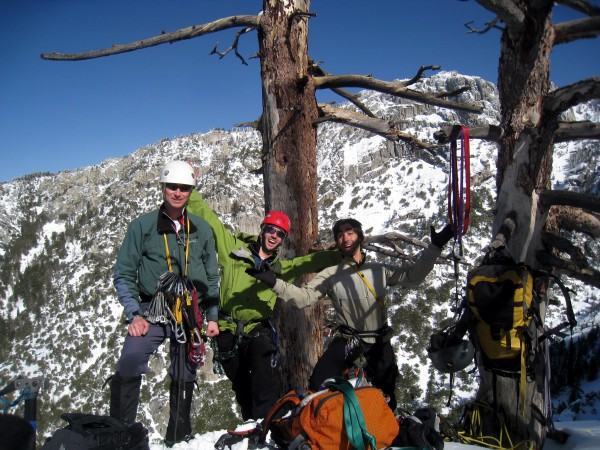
[261,211,291,235]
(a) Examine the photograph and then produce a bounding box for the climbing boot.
[109,372,142,426]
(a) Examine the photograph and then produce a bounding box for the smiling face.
[162,183,192,218]
[335,223,363,260]
[259,224,286,256]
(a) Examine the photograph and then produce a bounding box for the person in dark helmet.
[248,217,454,411]
[187,189,341,430]
[109,160,220,446]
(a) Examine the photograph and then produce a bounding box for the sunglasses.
[263,225,287,239]
[165,183,193,193]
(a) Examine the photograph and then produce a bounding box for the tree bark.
[258,0,322,392]
[483,1,556,446]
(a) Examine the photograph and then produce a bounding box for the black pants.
[215,325,281,420]
[308,336,399,411]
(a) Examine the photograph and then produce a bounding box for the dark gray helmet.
[427,334,475,373]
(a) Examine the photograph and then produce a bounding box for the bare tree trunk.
[258,0,322,392]
[482,1,556,446]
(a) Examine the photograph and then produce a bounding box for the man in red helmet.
[187,189,340,429]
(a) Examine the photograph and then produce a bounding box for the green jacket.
[113,204,220,322]
[188,189,341,334]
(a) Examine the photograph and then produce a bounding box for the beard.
[339,239,361,258]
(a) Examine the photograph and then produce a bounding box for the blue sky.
[1,0,598,182]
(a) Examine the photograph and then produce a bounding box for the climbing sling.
[447,124,470,256]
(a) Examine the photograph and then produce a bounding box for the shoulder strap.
[163,216,191,274]
[346,259,386,309]
[257,390,311,445]
[530,269,577,335]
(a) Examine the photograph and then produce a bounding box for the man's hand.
[206,321,220,337]
[128,315,149,337]
[430,224,454,249]
[246,268,277,288]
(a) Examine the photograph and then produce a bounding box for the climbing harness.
[334,323,393,369]
[213,312,280,372]
[145,216,206,366]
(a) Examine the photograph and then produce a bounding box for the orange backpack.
[258,380,398,450]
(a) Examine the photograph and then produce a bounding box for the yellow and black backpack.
[466,249,576,378]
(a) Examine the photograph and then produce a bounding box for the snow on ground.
[149,421,600,450]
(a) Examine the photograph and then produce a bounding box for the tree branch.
[554,121,600,142]
[317,103,439,151]
[41,15,260,60]
[362,232,462,265]
[555,0,600,18]
[488,212,517,251]
[540,190,600,214]
[434,124,504,144]
[402,66,441,87]
[544,77,600,116]
[474,0,526,38]
[209,26,255,65]
[314,74,483,114]
[309,63,377,117]
[554,16,600,45]
[541,231,590,269]
[464,17,504,34]
[536,250,600,288]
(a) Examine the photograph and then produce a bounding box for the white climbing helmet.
[159,161,195,186]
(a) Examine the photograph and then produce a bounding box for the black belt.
[139,293,153,303]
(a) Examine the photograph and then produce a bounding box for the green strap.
[329,378,377,450]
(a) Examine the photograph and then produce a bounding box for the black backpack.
[40,413,149,450]
[393,407,444,450]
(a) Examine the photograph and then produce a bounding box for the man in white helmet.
[110,161,220,446]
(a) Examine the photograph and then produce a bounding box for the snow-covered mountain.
[0,72,598,445]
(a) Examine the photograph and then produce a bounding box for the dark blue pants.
[116,321,197,383]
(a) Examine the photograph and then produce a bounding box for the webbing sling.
[163,216,190,275]
[448,125,471,255]
[448,125,471,314]
[328,379,377,450]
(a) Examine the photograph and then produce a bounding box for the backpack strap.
[327,379,377,450]
[257,390,312,445]
[531,269,577,336]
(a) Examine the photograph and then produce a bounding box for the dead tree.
[436,0,600,447]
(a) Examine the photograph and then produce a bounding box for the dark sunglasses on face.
[165,183,193,193]
[263,225,287,239]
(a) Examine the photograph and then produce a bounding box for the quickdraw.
[448,125,471,258]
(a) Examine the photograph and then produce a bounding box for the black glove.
[430,224,454,249]
[245,267,277,288]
